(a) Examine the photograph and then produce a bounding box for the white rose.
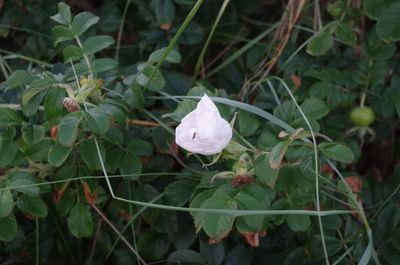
[175,94,232,155]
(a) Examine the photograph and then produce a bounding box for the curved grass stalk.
[274,77,329,265]
[0,48,52,68]
[193,0,230,80]
[144,0,205,91]
[115,0,132,61]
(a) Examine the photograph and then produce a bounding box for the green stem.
[144,0,205,91]
[193,0,230,80]
[73,36,93,80]
[115,0,132,61]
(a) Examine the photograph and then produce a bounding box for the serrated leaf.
[17,195,48,218]
[67,202,93,238]
[71,12,99,36]
[127,139,153,156]
[44,88,65,118]
[83,35,115,55]
[307,31,334,56]
[0,108,22,127]
[48,144,72,167]
[92,58,118,73]
[255,153,278,188]
[0,141,17,167]
[167,249,204,265]
[7,172,39,197]
[52,25,74,44]
[287,215,311,232]
[119,153,142,179]
[238,110,259,137]
[376,2,400,41]
[195,192,237,240]
[21,89,46,117]
[162,99,196,122]
[319,142,354,163]
[4,70,34,91]
[165,179,198,206]
[21,124,45,145]
[363,0,397,20]
[0,189,13,217]
[148,47,181,64]
[85,107,110,135]
[0,214,17,241]
[334,21,356,45]
[137,65,166,91]
[63,45,83,62]
[80,138,105,170]
[58,2,71,24]
[269,141,289,169]
[58,112,82,146]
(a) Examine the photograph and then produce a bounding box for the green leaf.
[137,65,166,91]
[363,0,397,20]
[364,31,396,61]
[4,70,34,91]
[127,139,154,156]
[308,235,342,258]
[48,144,72,167]
[0,188,13,217]
[255,153,278,188]
[376,2,400,41]
[21,125,45,145]
[58,112,82,146]
[18,88,45,106]
[195,192,237,240]
[98,103,125,124]
[27,139,53,162]
[306,31,334,56]
[71,12,100,36]
[269,141,289,169]
[162,99,196,122]
[58,2,72,24]
[52,25,74,44]
[334,21,356,45]
[287,215,311,232]
[7,172,39,197]
[44,88,66,118]
[238,110,259,137]
[298,98,329,121]
[126,84,145,109]
[63,45,83,62]
[148,47,181,64]
[17,195,48,218]
[155,0,175,26]
[0,214,18,241]
[67,202,93,238]
[0,108,22,127]
[165,179,198,206]
[85,107,110,135]
[0,141,17,167]
[21,89,46,117]
[119,153,142,179]
[92,58,118,73]
[80,138,105,170]
[234,193,264,231]
[83,35,115,55]
[319,142,354,163]
[167,249,204,265]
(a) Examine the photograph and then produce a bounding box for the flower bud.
[63,97,81,112]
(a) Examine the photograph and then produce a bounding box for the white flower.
[175,94,232,155]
